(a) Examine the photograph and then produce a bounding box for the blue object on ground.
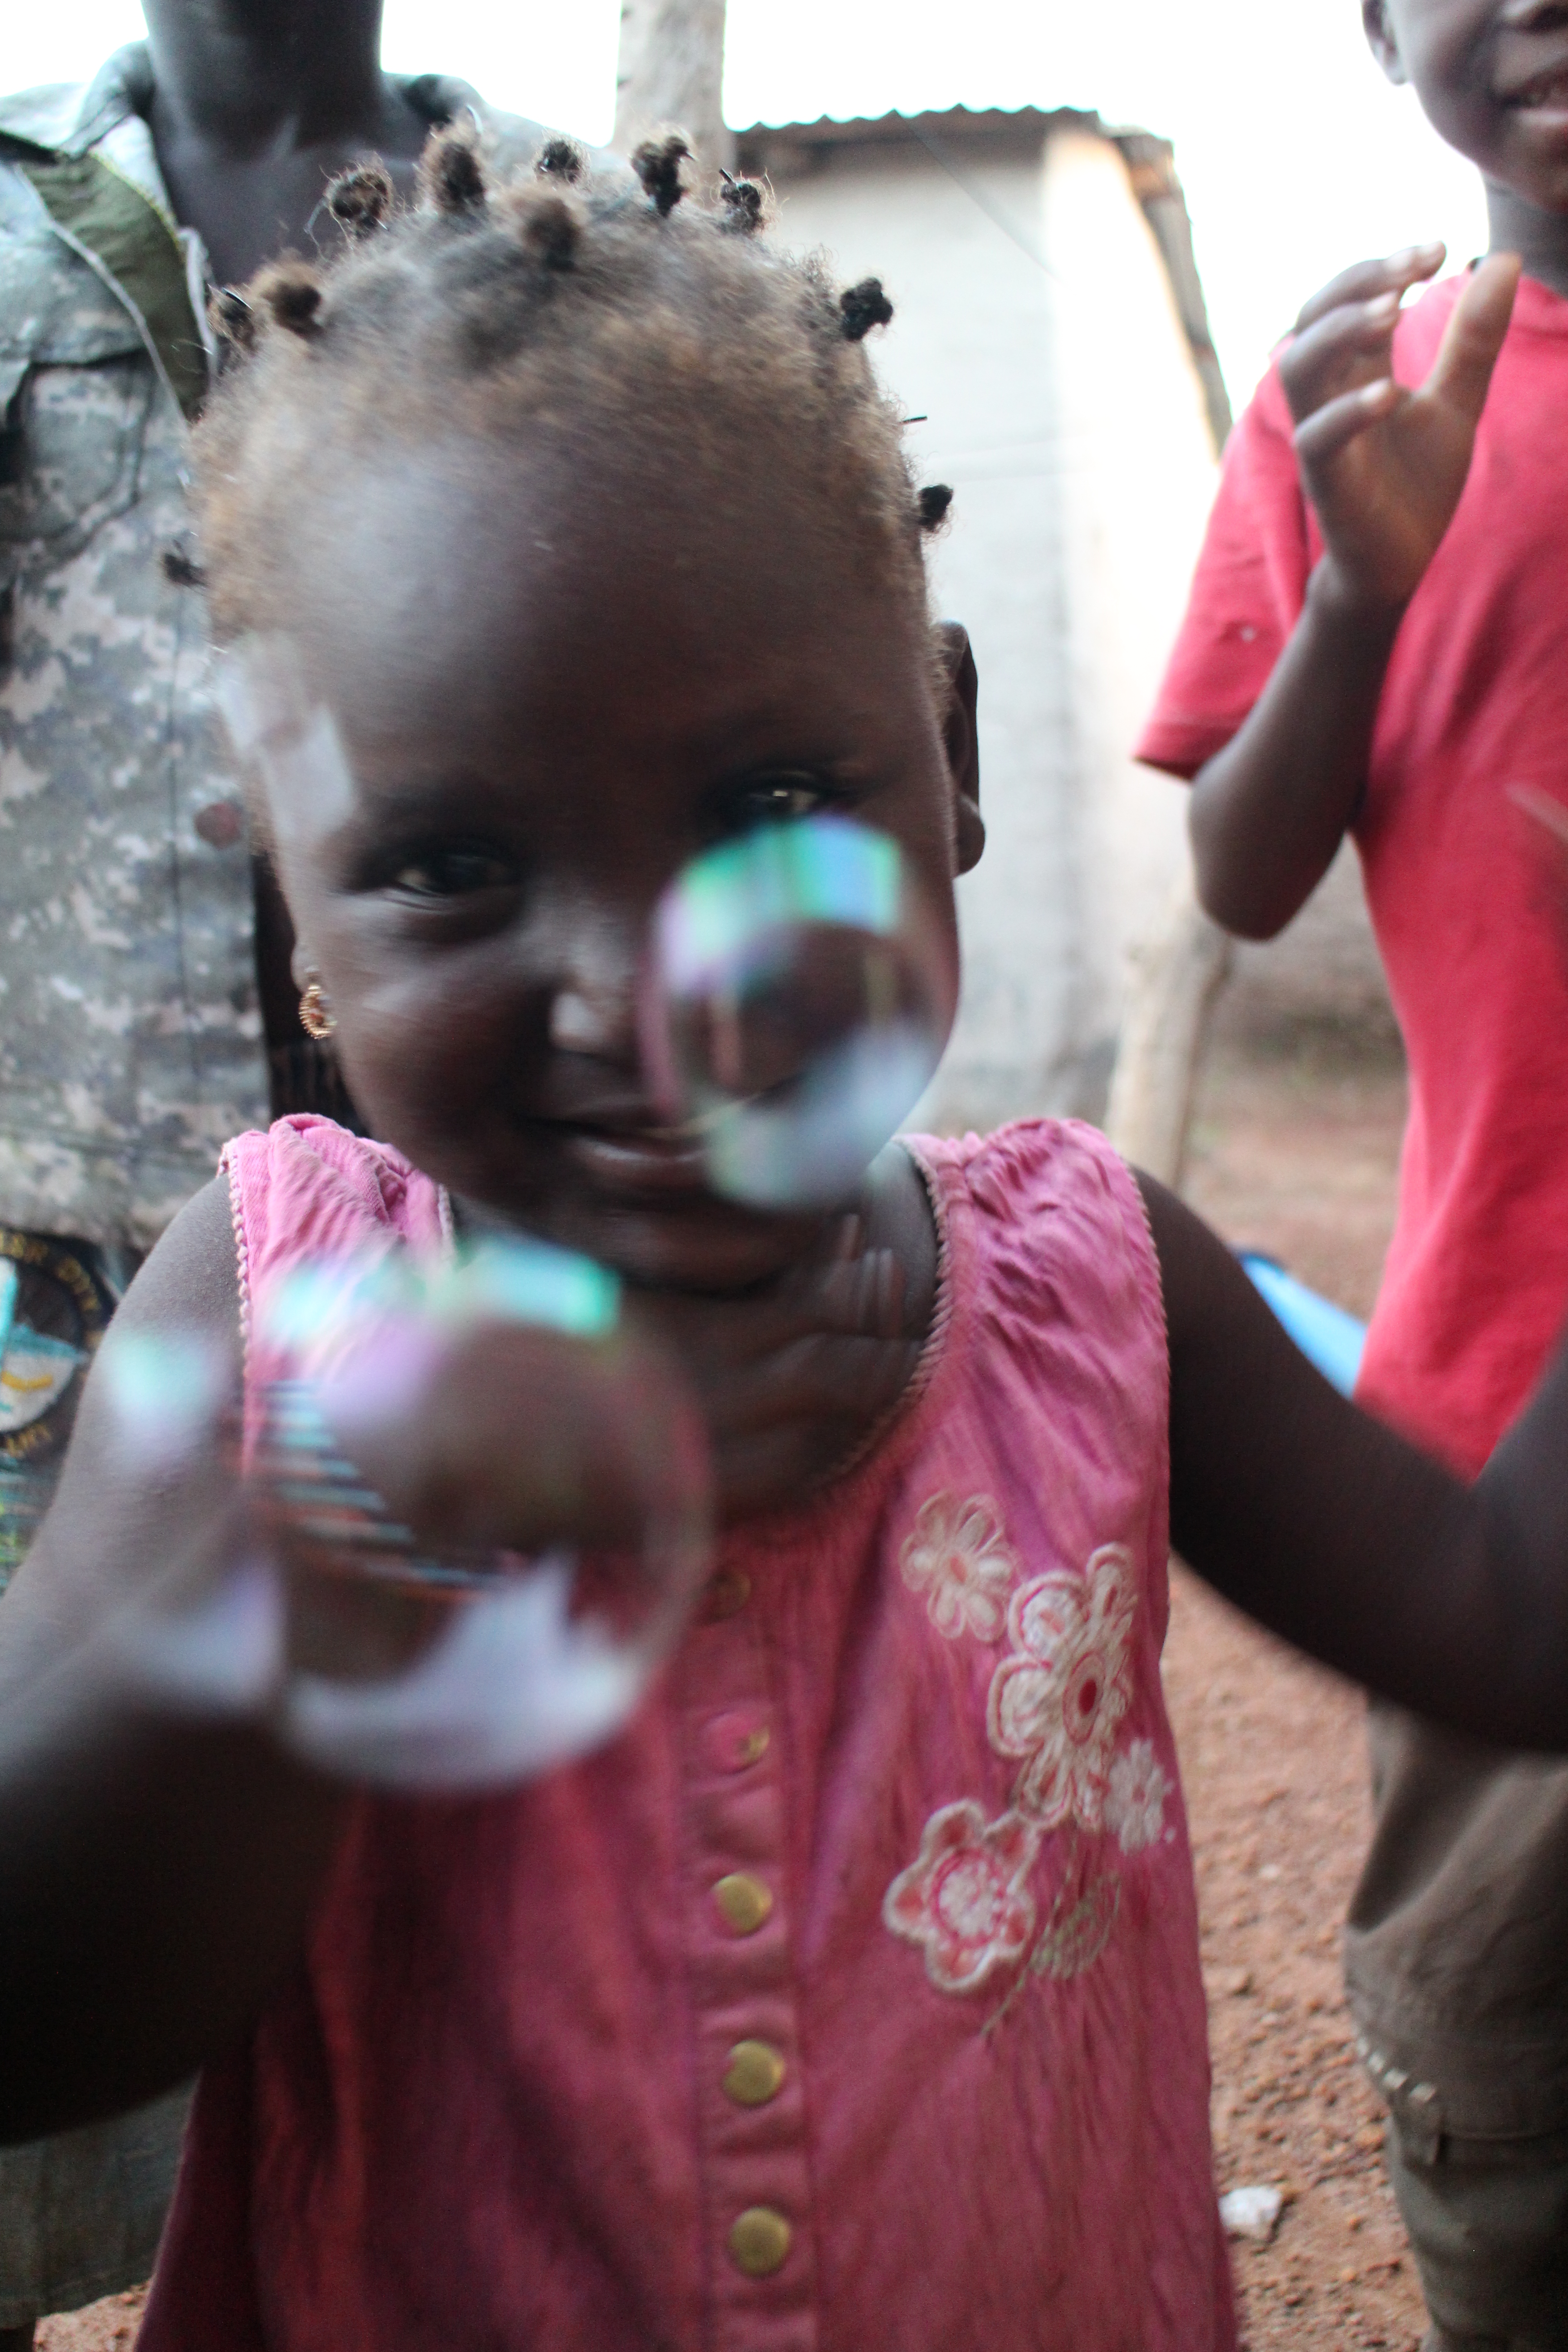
[1239,1252,1366,1398]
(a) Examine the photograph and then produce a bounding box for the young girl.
[1,130,1566,2352]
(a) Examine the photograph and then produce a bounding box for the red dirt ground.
[1171,1017,1426,2350]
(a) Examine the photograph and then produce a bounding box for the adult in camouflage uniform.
[0,13,557,2337]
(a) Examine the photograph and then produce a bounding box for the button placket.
[678,1554,818,2350]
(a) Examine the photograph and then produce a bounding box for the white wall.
[1041,128,1220,1068]
[758,121,1217,1130]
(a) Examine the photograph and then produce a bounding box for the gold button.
[723,2039,786,2107]
[729,2205,791,2277]
[704,1568,751,1621]
[713,1872,773,1935]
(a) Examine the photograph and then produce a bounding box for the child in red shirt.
[1139,4,1568,2343]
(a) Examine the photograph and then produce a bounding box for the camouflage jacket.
[0,47,553,1250]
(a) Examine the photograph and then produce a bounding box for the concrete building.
[737,104,1230,1132]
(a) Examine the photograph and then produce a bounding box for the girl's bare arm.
[0,1178,350,2142]
[1141,1171,1568,1748]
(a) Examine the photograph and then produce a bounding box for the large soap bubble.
[250,1236,712,1789]
[98,1239,710,1793]
[641,816,956,1209]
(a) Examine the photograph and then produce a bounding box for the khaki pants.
[0,2098,189,2332]
[1387,2116,1568,2352]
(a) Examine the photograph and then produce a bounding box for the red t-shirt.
[1138,274,1568,1475]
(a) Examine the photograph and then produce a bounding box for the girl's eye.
[725,775,834,832]
[389,845,518,899]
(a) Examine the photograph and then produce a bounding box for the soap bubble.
[212,632,357,851]
[641,816,956,1209]
[95,1329,234,1473]
[250,1233,710,1790]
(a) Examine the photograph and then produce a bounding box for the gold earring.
[298,978,337,1040]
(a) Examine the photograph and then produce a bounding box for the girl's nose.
[548,981,633,1059]
[536,894,644,1063]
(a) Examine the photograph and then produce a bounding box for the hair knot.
[718,173,767,235]
[251,260,325,339]
[326,160,395,240]
[208,285,257,354]
[839,278,893,341]
[535,137,588,186]
[419,124,488,217]
[497,185,582,272]
[632,131,691,217]
[917,482,954,534]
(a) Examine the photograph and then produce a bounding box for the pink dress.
[141,1114,1233,2352]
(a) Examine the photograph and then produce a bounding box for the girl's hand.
[1280,245,1520,612]
[640,1210,925,1519]
[312,1312,707,1564]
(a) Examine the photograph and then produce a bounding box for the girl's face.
[262,430,980,1293]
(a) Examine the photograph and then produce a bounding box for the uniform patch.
[0,1228,108,1463]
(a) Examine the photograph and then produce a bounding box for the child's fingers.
[317,1321,702,1556]
[1280,293,1401,422]
[644,1247,901,1391]
[753,1246,906,1344]
[810,1247,906,1340]
[805,1212,863,1268]
[1292,242,1445,337]
[1422,251,1521,426]
[1292,377,1404,470]
[721,1329,920,1434]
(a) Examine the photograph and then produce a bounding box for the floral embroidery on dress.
[1036,1866,1121,1978]
[985,1544,1137,1830]
[882,1800,1042,1993]
[899,1491,1017,1643]
[1103,1737,1171,1854]
[983,1843,1123,2033]
[885,1537,1159,2003]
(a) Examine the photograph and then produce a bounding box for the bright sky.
[10,2,1489,408]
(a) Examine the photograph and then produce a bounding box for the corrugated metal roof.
[734,100,1103,147]
[735,101,1232,455]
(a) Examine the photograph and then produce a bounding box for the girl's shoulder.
[912,1117,1157,1293]
[221,1116,448,1295]
[905,1117,1166,1419]
[914,1113,1141,1210]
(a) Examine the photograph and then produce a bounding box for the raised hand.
[639,1205,926,1519]
[1280,243,1520,610]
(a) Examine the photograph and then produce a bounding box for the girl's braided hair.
[193,127,953,646]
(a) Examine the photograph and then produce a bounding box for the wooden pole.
[614,0,735,178]
[1103,862,1232,1188]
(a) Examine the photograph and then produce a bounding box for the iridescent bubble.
[117,1556,287,1715]
[251,1234,710,1790]
[641,815,955,1208]
[281,1554,647,1787]
[212,633,357,851]
[0,1259,17,1363]
[95,1328,234,1471]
